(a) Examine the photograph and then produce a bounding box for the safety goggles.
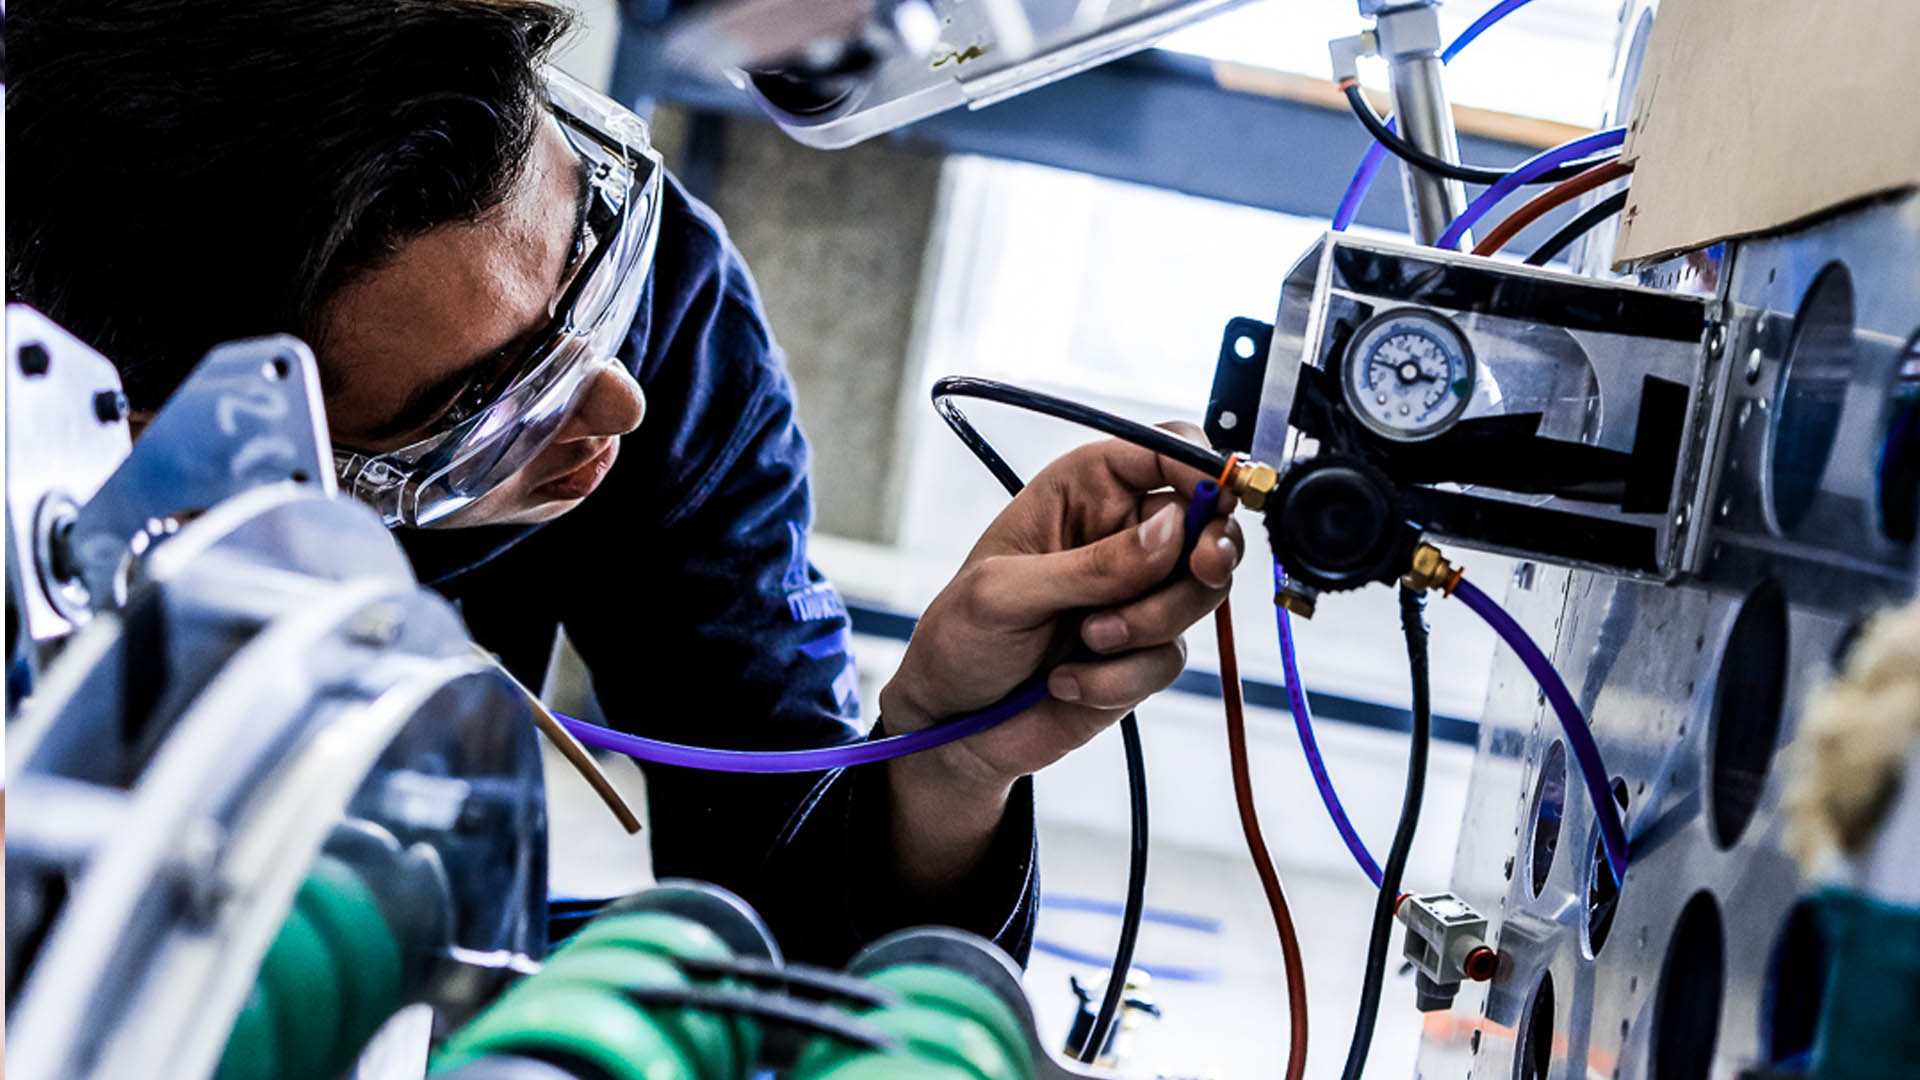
[333,67,664,527]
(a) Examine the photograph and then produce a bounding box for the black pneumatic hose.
[1342,82,1619,187]
[1524,189,1630,267]
[929,392,1152,1065]
[1339,586,1433,1080]
[931,376,1231,482]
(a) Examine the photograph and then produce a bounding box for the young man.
[8,0,1244,966]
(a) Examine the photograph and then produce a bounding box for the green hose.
[435,911,1036,1080]
[215,853,406,1080]
[433,912,757,1080]
[219,861,1041,1080]
[789,965,1034,1080]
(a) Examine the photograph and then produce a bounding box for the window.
[1160,0,1625,128]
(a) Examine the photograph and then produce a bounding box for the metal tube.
[1386,51,1470,246]
[1370,1,1470,246]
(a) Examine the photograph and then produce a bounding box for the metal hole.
[1762,899,1827,1066]
[1875,328,1920,545]
[1234,335,1257,360]
[1515,969,1554,1080]
[1527,741,1568,899]
[290,470,312,485]
[18,342,51,377]
[1708,579,1789,849]
[1767,262,1854,533]
[1585,779,1630,956]
[266,356,292,380]
[1652,892,1724,1080]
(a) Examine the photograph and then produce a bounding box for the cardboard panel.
[1613,0,1920,266]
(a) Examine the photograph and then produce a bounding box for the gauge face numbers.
[1341,308,1476,441]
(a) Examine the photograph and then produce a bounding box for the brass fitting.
[1275,581,1318,620]
[1401,542,1461,595]
[1223,458,1280,511]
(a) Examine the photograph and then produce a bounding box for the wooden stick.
[472,645,643,835]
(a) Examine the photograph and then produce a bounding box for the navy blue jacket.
[397,176,1036,968]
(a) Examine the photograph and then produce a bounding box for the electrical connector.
[1397,891,1495,1013]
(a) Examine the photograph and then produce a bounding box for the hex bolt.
[93,389,130,424]
[18,342,51,377]
[345,601,406,647]
[1706,325,1726,358]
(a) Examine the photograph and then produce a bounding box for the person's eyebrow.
[367,159,595,441]
[368,352,505,442]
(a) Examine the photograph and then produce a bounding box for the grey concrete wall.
[650,107,944,545]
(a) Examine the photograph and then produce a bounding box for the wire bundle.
[1332,0,1633,264]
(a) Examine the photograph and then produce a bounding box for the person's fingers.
[1188,513,1245,589]
[965,503,1188,625]
[1046,640,1188,710]
[1041,424,1235,507]
[1077,521,1242,654]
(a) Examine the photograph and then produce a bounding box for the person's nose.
[556,362,645,441]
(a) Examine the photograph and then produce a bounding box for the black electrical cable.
[1342,83,1619,187]
[1523,189,1629,267]
[1339,586,1433,1080]
[929,392,1151,1064]
[931,376,1231,482]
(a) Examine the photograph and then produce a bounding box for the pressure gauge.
[1340,308,1477,442]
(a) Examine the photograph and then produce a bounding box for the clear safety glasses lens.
[334,68,663,527]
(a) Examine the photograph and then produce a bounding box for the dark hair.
[7,0,574,410]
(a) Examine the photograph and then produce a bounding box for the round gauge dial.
[1340,307,1477,441]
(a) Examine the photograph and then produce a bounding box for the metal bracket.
[5,306,135,643]
[65,335,335,609]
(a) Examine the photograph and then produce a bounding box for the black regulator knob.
[1265,454,1418,594]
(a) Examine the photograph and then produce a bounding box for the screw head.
[93,389,130,423]
[1744,346,1763,384]
[18,342,51,377]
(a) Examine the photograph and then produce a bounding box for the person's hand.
[879,424,1245,800]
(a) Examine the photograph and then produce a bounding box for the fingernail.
[1083,614,1129,652]
[1048,672,1082,702]
[1137,504,1178,549]
[1218,535,1243,572]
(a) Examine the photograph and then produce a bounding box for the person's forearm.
[882,734,1015,896]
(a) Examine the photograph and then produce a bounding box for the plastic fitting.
[1397,892,1495,1013]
